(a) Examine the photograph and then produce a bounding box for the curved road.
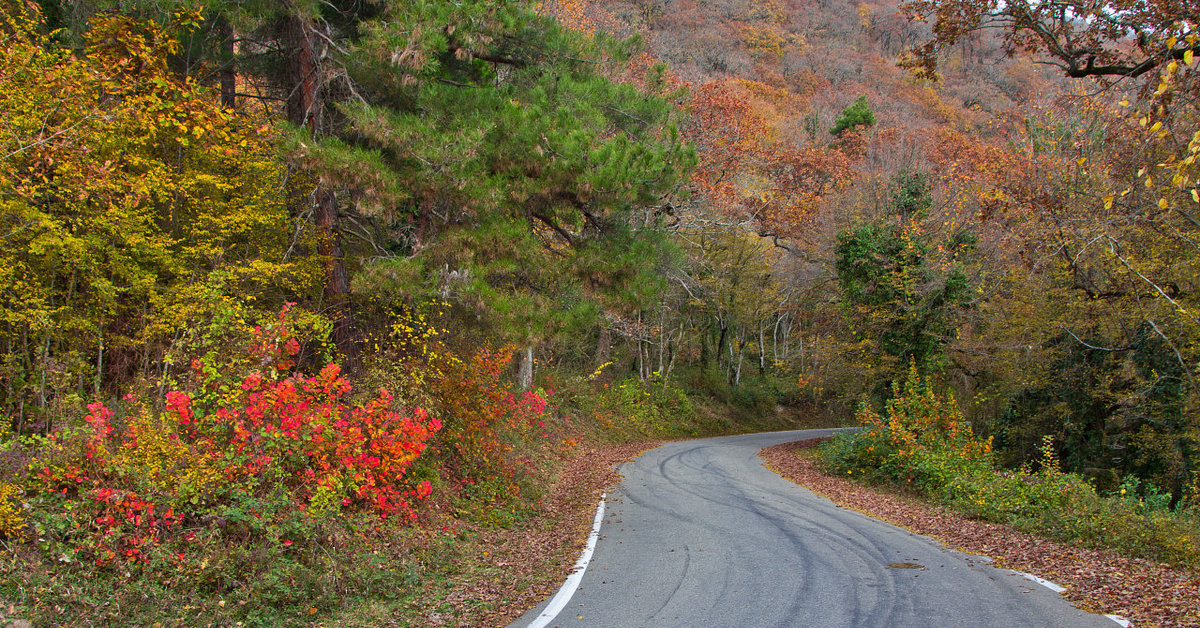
[512,429,1118,628]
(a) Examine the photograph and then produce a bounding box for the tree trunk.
[635,311,647,381]
[517,345,534,390]
[758,326,766,374]
[734,339,746,387]
[94,324,103,397]
[595,323,612,366]
[282,14,356,365]
[657,308,666,376]
[215,13,236,108]
[662,319,683,392]
[4,335,12,428]
[38,273,55,414]
[724,341,734,386]
[643,339,652,380]
[636,338,646,381]
[791,318,799,370]
[317,187,356,368]
[283,14,322,129]
[715,321,728,373]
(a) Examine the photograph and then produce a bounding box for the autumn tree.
[42,0,389,363]
[834,169,978,397]
[683,78,854,240]
[915,86,1200,497]
[900,0,1198,84]
[691,228,789,386]
[0,6,316,428]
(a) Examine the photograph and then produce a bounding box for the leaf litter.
[761,439,1200,628]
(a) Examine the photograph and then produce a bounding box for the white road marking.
[527,494,606,628]
[1015,570,1066,593]
[1016,571,1131,625]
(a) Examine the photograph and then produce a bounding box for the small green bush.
[829,95,876,137]
[730,379,777,416]
[818,364,994,493]
[559,370,705,440]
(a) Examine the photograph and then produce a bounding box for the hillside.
[0,0,1197,625]
[552,0,1199,496]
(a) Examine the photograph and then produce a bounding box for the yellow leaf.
[1186,50,1196,66]
[1103,195,1114,210]
[1077,157,1086,167]
[1168,36,1178,48]
[1159,198,1169,209]
[1193,189,1199,203]
[1150,121,1162,133]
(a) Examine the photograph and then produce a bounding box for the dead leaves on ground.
[761,440,1200,628]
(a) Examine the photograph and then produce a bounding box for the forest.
[0,0,1197,625]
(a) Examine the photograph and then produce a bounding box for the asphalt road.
[512,429,1119,628]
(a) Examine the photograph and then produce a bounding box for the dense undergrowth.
[0,302,802,626]
[817,366,1200,571]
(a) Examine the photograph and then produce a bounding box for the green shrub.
[817,364,993,493]
[829,95,876,137]
[730,379,776,416]
[560,371,704,440]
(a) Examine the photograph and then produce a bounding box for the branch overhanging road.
[512,429,1120,628]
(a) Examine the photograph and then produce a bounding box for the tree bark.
[281,13,357,365]
[758,326,766,374]
[283,14,322,130]
[517,345,534,390]
[715,321,728,373]
[595,323,612,366]
[317,186,356,367]
[662,319,683,392]
[215,14,236,108]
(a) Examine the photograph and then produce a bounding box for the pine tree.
[829,95,876,137]
[291,1,695,380]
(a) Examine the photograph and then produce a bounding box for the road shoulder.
[761,439,1200,628]
[460,441,658,627]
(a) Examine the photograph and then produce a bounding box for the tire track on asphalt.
[511,430,1119,628]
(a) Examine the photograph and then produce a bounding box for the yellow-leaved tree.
[0,6,320,429]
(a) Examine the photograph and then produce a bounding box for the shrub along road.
[511,430,1117,627]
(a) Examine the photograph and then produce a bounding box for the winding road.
[512,429,1120,628]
